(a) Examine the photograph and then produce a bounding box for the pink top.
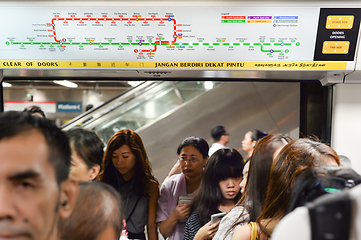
[156,173,188,240]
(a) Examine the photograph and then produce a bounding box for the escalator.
[62,81,300,181]
[61,80,219,144]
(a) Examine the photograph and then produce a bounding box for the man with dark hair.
[58,181,124,240]
[0,111,78,240]
[208,125,230,156]
[22,105,46,119]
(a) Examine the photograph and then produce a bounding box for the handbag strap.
[248,222,259,240]
[126,193,143,222]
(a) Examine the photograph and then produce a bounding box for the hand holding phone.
[211,212,227,224]
[178,196,192,204]
[195,220,220,240]
[174,202,190,220]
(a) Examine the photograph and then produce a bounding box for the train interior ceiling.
[1,0,361,179]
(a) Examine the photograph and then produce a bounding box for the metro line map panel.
[0,7,320,61]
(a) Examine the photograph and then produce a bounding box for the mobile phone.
[211,212,227,224]
[178,196,192,204]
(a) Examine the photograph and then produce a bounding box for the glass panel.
[61,81,159,130]
[91,82,180,143]
[176,81,220,102]
[64,81,218,144]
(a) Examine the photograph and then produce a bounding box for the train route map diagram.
[0,7,319,62]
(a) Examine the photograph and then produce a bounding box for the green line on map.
[7,40,299,55]
[221,20,246,23]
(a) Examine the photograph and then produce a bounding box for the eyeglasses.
[178,157,202,163]
[316,177,361,193]
[224,133,230,136]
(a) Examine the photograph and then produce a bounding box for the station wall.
[3,88,124,125]
[332,84,361,174]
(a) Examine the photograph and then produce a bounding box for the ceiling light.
[128,81,144,87]
[204,81,214,90]
[2,82,12,87]
[53,80,78,88]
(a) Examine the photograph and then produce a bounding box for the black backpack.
[307,190,351,240]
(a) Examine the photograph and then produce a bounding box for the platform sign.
[0,7,359,70]
[57,102,82,112]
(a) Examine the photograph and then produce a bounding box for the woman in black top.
[98,129,159,240]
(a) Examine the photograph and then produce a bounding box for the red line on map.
[51,16,178,52]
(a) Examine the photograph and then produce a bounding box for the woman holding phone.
[183,148,244,240]
[157,136,209,240]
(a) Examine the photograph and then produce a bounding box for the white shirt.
[208,143,226,156]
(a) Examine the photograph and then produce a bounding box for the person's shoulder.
[167,173,184,182]
[160,173,184,190]
[228,206,248,217]
[149,180,160,194]
[232,224,251,240]
[209,143,225,150]
[150,179,160,188]
[209,143,225,156]
[189,211,198,219]
[231,205,246,212]
[220,205,248,228]
[186,211,199,226]
[272,207,310,240]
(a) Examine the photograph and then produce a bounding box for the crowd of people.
[0,109,360,240]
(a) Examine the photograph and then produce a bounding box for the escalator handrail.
[81,81,174,130]
[60,81,153,130]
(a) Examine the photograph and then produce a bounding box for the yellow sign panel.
[326,15,354,29]
[322,41,350,54]
[0,61,347,70]
[247,20,272,23]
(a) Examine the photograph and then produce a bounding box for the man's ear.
[88,164,101,181]
[59,177,79,220]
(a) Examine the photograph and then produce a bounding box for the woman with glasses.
[183,148,244,240]
[98,129,159,240]
[157,136,209,240]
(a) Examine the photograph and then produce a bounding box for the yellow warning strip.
[0,61,347,70]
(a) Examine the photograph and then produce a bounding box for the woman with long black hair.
[183,148,244,240]
[214,134,291,240]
